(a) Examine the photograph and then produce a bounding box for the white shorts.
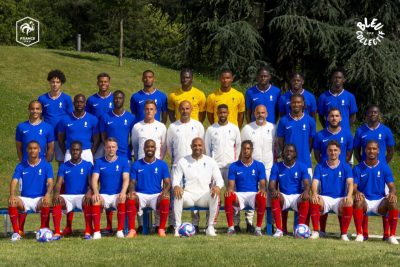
[235,192,257,211]
[281,193,301,211]
[61,194,84,213]
[55,141,64,162]
[365,197,385,215]
[19,196,42,212]
[320,195,342,214]
[307,168,313,178]
[65,149,93,164]
[137,193,159,211]
[93,143,104,160]
[101,194,119,209]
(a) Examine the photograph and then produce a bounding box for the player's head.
[178,100,192,121]
[254,104,268,124]
[327,108,342,128]
[70,141,83,161]
[366,105,381,123]
[113,90,125,109]
[105,137,118,157]
[97,72,111,93]
[219,68,233,89]
[47,69,66,92]
[290,93,305,114]
[180,68,193,88]
[144,100,157,120]
[27,140,41,159]
[331,67,346,88]
[191,137,204,158]
[144,139,156,159]
[256,66,271,86]
[73,94,86,112]
[283,143,297,163]
[142,70,155,88]
[28,100,42,120]
[290,72,304,91]
[365,140,380,160]
[217,104,229,124]
[326,140,341,161]
[240,140,253,160]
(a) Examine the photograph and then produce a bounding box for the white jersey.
[204,122,241,168]
[172,154,224,194]
[167,119,204,165]
[131,120,167,160]
[241,121,276,170]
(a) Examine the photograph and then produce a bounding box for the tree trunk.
[119,18,123,67]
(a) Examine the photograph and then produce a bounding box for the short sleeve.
[66,95,74,114]
[167,93,175,111]
[93,160,101,174]
[276,118,285,138]
[269,164,278,181]
[313,132,321,151]
[228,164,236,181]
[161,93,168,112]
[309,117,316,138]
[130,163,137,180]
[45,163,54,179]
[238,92,245,113]
[309,93,317,113]
[353,127,362,148]
[57,163,66,177]
[317,93,325,116]
[344,163,353,179]
[313,164,321,181]
[301,164,311,180]
[352,166,360,185]
[47,124,55,142]
[130,95,137,115]
[15,124,22,142]
[162,162,170,179]
[257,162,266,180]
[384,165,394,184]
[12,164,23,180]
[122,159,130,173]
[198,91,207,112]
[278,95,286,114]
[92,116,99,135]
[346,131,354,151]
[386,127,395,147]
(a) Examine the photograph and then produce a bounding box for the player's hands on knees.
[42,194,51,207]
[354,191,365,202]
[311,194,319,204]
[344,196,353,206]
[301,190,310,201]
[118,192,126,203]
[161,190,170,199]
[225,189,234,198]
[174,186,183,199]
[92,193,101,203]
[270,189,279,199]
[84,191,93,205]
[211,186,220,198]
[53,194,62,206]
[387,193,397,204]
[258,190,267,198]
[8,195,17,206]
[127,191,136,200]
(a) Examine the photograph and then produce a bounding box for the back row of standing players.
[13,67,397,242]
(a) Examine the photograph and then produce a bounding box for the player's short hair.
[328,107,341,116]
[366,139,379,148]
[143,70,154,76]
[290,93,305,102]
[327,140,340,148]
[217,104,229,110]
[70,140,83,148]
[331,67,346,77]
[284,143,297,153]
[27,140,40,147]
[180,67,193,76]
[113,90,125,98]
[290,72,305,80]
[241,140,253,149]
[257,66,271,75]
[105,137,118,144]
[144,99,157,108]
[219,68,233,76]
[97,72,111,80]
[47,69,66,84]
[144,139,156,146]
[28,100,42,109]
[74,94,86,101]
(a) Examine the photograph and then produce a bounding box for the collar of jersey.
[47,91,62,100]
[28,119,43,126]
[141,88,157,95]
[328,89,345,97]
[326,127,342,135]
[363,160,380,168]
[256,84,272,93]
[288,113,305,121]
[283,161,296,169]
[72,112,87,120]
[218,88,234,94]
[240,160,253,167]
[96,92,112,99]
[366,122,381,131]
[325,160,341,169]
[112,110,126,117]
[27,158,42,167]
[289,89,304,95]
[69,159,83,166]
[105,156,118,163]
[143,158,157,165]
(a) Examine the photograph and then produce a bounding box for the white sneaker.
[254,227,263,236]
[116,230,124,238]
[310,231,320,239]
[93,231,102,240]
[273,229,283,238]
[387,236,399,245]
[174,227,180,237]
[341,234,350,241]
[355,234,364,242]
[11,233,21,242]
[206,226,217,237]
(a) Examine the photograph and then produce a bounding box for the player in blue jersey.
[277,94,316,175]
[130,70,168,124]
[245,67,281,124]
[127,139,171,237]
[91,138,130,239]
[310,140,353,241]
[279,72,317,120]
[269,144,310,237]
[58,94,100,164]
[353,140,398,245]
[86,73,114,118]
[16,100,54,162]
[225,140,267,236]
[8,141,54,241]
[317,68,357,129]
[51,141,93,240]
[38,69,73,162]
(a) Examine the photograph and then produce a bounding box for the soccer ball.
[178,222,196,237]
[36,228,54,242]
[294,224,311,239]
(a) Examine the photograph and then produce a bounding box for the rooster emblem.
[20,21,35,35]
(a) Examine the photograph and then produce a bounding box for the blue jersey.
[313,161,353,198]
[228,160,266,192]
[86,92,114,118]
[130,158,170,194]
[245,84,281,123]
[353,161,394,200]
[100,110,135,158]
[317,89,358,130]
[270,162,310,195]
[58,112,99,150]
[38,92,73,134]
[279,89,317,117]
[313,128,353,163]
[130,89,167,122]
[277,114,316,168]
[93,156,130,194]
[15,120,55,160]
[58,159,93,195]
[12,159,54,198]
[353,123,395,163]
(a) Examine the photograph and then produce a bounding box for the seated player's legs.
[336,198,353,237]
[135,192,169,235]
[310,195,325,236]
[8,196,33,236]
[194,192,219,236]
[353,197,368,241]
[174,191,196,229]
[126,193,139,238]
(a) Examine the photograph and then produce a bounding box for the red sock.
[18,213,27,232]
[305,211,311,226]
[338,215,343,231]
[117,203,126,231]
[126,199,137,230]
[382,216,390,238]
[92,205,102,232]
[353,208,364,235]
[66,212,74,229]
[106,210,113,229]
[320,213,328,232]
[255,193,266,228]
[282,210,288,233]
[297,201,309,225]
[363,214,369,237]
[341,206,353,235]
[159,198,170,230]
[52,204,63,234]
[83,204,93,234]
[8,207,20,233]
[388,209,398,236]
[271,198,282,231]
[225,193,235,227]
[310,203,320,231]
[40,206,50,229]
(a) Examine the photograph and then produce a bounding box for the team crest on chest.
[39,129,43,135]
[59,102,63,108]
[116,165,119,171]
[270,95,273,101]
[338,171,342,177]
[154,167,158,174]
[109,102,112,108]
[252,169,255,176]
[80,168,84,175]
[38,168,42,175]
[302,124,306,131]
[341,100,345,106]
[124,119,128,125]
[84,121,88,128]
[340,137,344,143]
[294,172,298,178]
[377,171,381,177]
[378,134,382,140]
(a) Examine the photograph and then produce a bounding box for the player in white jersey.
[132,100,167,161]
[173,137,224,236]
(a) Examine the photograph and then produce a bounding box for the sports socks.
[297,201,309,225]
[310,203,321,231]
[106,210,113,230]
[255,193,266,228]
[18,213,27,232]
[224,193,236,227]
[8,207,20,233]
[271,197,282,231]
[353,208,364,235]
[83,203,93,234]
[320,213,328,232]
[382,216,389,238]
[52,204,63,235]
[117,203,126,231]
[92,205,102,232]
[159,198,170,230]
[340,206,353,234]
[126,199,137,230]
[388,209,398,237]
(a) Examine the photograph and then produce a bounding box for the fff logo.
[16,17,40,47]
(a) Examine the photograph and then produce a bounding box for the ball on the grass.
[178,222,196,237]
[36,228,53,242]
[294,224,311,239]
